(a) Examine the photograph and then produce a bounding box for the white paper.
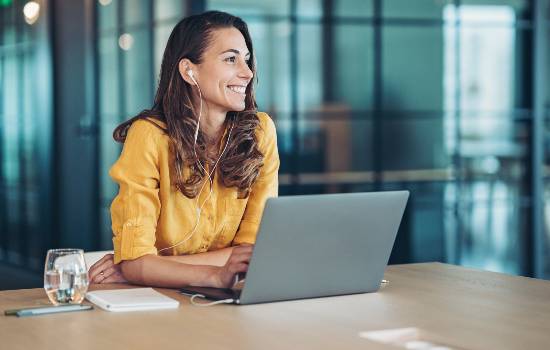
[86,288,179,312]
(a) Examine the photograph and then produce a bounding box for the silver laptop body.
[180,191,409,305]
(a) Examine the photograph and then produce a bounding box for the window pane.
[297,0,322,18]
[458,116,529,182]
[457,182,527,274]
[0,4,54,268]
[459,25,528,111]
[272,117,293,175]
[546,24,550,111]
[383,0,451,19]
[0,2,16,26]
[206,0,290,17]
[154,0,184,21]
[382,117,448,171]
[454,8,529,111]
[98,0,118,32]
[383,26,444,110]
[460,0,531,21]
[2,55,19,186]
[2,54,18,119]
[154,22,177,87]
[334,24,374,110]
[123,0,150,27]
[297,118,373,174]
[297,23,322,112]
[2,26,15,46]
[457,114,530,273]
[123,29,153,115]
[99,35,120,117]
[333,0,373,18]
[250,20,291,114]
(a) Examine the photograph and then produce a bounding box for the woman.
[88,11,279,289]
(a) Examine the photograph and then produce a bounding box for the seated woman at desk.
[88,11,279,289]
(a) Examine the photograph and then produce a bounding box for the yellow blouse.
[109,112,279,264]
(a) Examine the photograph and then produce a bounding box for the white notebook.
[86,288,179,312]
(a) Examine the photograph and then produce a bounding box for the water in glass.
[44,249,89,305]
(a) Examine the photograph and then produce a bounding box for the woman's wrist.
[192,265,222,288]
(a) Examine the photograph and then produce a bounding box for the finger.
[90,268,106,283]
[231,252,252,262]
[93,267,116,284]
[101,272,126,284]
[228,262,249,274]
[229,255,252,267]
[231,247,254,257]
[89,253,113,272]
[228,252,253,265]
[91,270,105,284]
[91,264,114,284]
[89,254,114,277]
[91,272,104,284]
[97,265,118,281]
[89,255,115,281]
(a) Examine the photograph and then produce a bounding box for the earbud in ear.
[187,69,198,86]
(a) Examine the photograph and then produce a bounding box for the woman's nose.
[238,59,253,80]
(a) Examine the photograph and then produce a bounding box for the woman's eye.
[225,56,237,63]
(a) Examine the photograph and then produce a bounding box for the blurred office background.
[1,0,549,289]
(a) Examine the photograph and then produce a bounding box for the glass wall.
[0,0,542,280]
[92,0,550,277]
[0,0,54,271]
[541,0,550,278]
[200,0,539,274]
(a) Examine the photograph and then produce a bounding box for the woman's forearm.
[164,246,235,266]
[120,254,220,288]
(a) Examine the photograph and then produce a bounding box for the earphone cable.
[158,77,234,254]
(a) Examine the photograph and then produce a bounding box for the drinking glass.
[44,249,89,305]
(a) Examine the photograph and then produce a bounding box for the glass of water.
[44,249,89,305]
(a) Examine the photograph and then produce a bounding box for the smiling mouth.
[227,85,246,95]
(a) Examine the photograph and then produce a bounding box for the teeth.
[227,85,246,94]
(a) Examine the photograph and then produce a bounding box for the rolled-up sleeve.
[232,113,280,245]
[109,120,161,264]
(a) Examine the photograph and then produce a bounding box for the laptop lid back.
[239,191,409,305]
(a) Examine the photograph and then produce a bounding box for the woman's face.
[190,27,254,114]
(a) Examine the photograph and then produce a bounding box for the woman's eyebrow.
[220,49,251,57]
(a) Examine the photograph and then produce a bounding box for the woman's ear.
[178,58,197,85]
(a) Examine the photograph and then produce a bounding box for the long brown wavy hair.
[113,11,263,199]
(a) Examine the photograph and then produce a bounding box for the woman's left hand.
[88,253,127,284]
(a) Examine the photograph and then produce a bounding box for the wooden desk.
[1,263,549,350]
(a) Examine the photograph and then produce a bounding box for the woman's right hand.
[211,244,253,288]
[88,253,127,284]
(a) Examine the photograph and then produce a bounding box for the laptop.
[180,191,409,305]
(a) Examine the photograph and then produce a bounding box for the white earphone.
[187,69,201,144]
[158,67,234,254]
